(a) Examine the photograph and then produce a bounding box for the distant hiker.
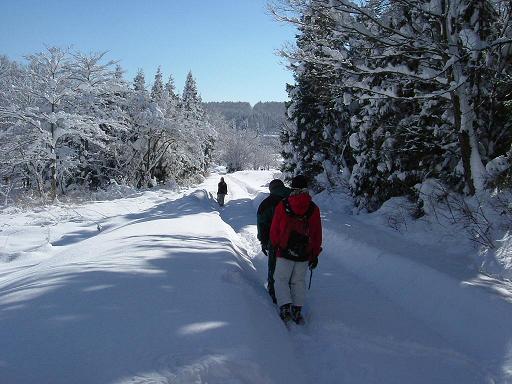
[257,179,291,304]
[217,177,228,206]
[270,175,322,325]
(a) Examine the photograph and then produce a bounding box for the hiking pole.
[308,248,321,290]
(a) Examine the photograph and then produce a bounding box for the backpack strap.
[283,198,293,216]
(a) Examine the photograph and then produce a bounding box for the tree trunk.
[442,2,487,195]
[50,103,57,201]
[456,86,488,194]
[451,91,474,194]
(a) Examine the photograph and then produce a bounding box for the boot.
[291,305,305,325]
[279,303,292,322]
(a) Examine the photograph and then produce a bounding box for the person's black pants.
[267,243,277,303]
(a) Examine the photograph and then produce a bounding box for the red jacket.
[270,192,322,260]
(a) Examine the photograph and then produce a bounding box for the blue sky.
[0,0,296,105]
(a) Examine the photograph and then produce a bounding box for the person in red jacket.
[270,174,322,324]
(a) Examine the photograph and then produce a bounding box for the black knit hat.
[268,179,284,192]
[291,175,308,189]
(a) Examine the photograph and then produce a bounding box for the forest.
[0,51,277,202]
[273,0,511,213]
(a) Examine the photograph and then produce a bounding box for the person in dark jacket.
[257,179,291,304]
[270,175,322,324]
[217,177,227,206]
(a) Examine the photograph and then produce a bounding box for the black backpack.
[282,198,315,261]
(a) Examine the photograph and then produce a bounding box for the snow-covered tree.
[180,71,215,173]
[70,55,131,190]
[125,95,176,187]
[181,71,203,120]
[272,0,512,209]
[213,112,275,172]
[150,66,165,106]
[0,47,275,202]
[0,48,119,199]
[114,64,124,80]
[164,74,180,118]
[164,74,177,100]
[204,102,287,135]
[279,1,353,191]
[133,68,146,93]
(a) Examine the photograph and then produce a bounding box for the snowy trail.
[1,170,511,383]
[211,173,501,384]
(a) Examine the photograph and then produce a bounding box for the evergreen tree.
[133,68,146,93]
[164,74,180,117]
[164,74,177,100]
[281,1,352,191]
[346,2,457,209]
[150,66,165,106]
[114,64,124,80]
[179,71,216,173]
[181,71,203,120]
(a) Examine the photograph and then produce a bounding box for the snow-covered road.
[0,171,511,383]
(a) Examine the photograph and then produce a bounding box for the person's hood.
[270,184,291,198]
[288,191,312,215]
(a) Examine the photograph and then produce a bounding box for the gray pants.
[217,193,226,206]
[274,257,309,307]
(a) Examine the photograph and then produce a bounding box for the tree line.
[0,48,275,203]
[205,101,287,134]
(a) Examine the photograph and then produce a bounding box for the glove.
[308,257,318,270]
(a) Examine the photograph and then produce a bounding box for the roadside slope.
[0,187,305,384]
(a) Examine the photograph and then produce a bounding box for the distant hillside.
[204,101,287,134]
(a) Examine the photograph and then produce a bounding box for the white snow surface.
[1,170,512,384]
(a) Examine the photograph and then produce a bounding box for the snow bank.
[313,189,512,381]
[323,226,512,382]
[483,231,512,280]
[0,178,310,384]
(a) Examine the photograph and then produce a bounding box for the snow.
[484,231,512,280]
[1,170,512,383]
[342,92,352,106]
[486,155,510,177]
[349,131,360,150]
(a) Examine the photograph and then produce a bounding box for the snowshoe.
[291,305,305,325]
[279,303,292,323]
